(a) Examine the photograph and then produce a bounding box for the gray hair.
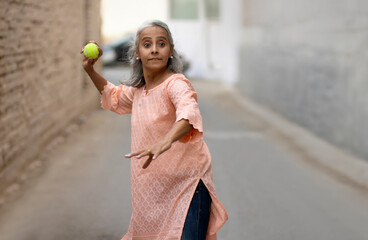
[123,20,183,88]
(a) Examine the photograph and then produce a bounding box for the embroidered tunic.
[101,73,228,240]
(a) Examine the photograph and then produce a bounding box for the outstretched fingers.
[125,148,162,169]
[125,149,151,159]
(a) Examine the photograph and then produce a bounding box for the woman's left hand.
[125,119,193,169]
[125,139,172,169]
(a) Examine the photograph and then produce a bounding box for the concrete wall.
[0,0,102,191]
[238,0,368,160]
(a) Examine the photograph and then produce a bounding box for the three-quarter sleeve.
[100,81,136,114]
[167,77,203,143]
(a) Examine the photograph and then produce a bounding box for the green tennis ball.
[83,43,99,59]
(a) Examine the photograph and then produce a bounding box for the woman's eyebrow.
[141,36,168,41]
[156,36,168,40]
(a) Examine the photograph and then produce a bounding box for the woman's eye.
[144,43,150,47]
[159,42,166,47]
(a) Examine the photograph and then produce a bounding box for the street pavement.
[0,66,368,240]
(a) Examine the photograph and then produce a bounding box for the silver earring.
[136,57,140,60]
[170,56,173,59]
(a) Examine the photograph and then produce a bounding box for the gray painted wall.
[238,0,368,160]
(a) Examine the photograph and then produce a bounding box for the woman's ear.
[169,48,174,58]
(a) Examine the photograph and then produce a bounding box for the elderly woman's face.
[136,26,173,73]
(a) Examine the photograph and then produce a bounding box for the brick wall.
[0,0,102,191]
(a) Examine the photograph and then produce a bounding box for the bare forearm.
[164,119,194,144]
[85,69,107,94]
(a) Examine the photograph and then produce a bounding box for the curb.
[225,85,368,191]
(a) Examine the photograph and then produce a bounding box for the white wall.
[168,0,243,85]
[218,0,242,85]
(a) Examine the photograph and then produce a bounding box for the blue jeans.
[181,179,212,240]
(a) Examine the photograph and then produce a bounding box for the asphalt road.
[0,66,368,240]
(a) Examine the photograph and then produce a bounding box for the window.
[205,0,219,20]
[170,0,199,20]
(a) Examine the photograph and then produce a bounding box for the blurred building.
[168,0,368,161]
[237,0,368,161]
[0,0,102,191]
[167,0,242,84]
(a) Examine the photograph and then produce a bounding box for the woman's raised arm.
[80,42,107,94]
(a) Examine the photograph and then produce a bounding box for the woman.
[81,20,228,240]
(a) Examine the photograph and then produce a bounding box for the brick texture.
[0,0,102,191]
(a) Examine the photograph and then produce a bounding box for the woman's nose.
[151,45,158,54]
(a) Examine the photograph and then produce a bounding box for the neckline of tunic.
[143,73,181,96]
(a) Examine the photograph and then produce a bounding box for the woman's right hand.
[81,41,103,73]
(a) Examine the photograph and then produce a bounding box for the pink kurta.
[101,73,228,240]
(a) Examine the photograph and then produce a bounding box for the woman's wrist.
[85,66,95,75]
[163,135,174,145]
